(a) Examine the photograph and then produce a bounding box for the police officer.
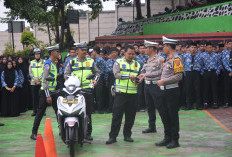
[29,48,44,116]
[222,40,232,108]
[30,45,60,140]
[64,44,100,141]
[135,44,149,112]
[182,41,203,110]
[138,40,164,134]
[155,36,183,149]
[90,46,107,113]
[201,41,220,109]
[106,45,140,144]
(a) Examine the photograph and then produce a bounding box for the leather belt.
[160,83,179,90]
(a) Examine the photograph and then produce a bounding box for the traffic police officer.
[29,48,44,116]
[138,40,164,133]
[222,40,232,108]
[30,45,60,140]
[106,45,141,144]
[155,36,183,149]
[64,44,100,141]
[201,41,220,109]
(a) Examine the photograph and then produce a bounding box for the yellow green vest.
[70,57,94,89]
[115,58,140,94]
[41,60,57,91]
[30,59,44,82]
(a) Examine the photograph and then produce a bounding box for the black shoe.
[124,137,134,142]
[224,103,229,108]
[98,111,104,114]
[166,140,180,149]
[85,135,93,141]
[142,128,157,134]
[186,104,194,110]
[212,103,219,109]
[181,106,188,110]
[31,112,36,116]
[204,103,209,109]
[0,123,4,126]
[139,109,146,112]
[155,138,171,146]
[106,138,117,144]
[30,134,37,140]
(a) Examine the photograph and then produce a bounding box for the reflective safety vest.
[30,59,44,82]
[115,58,140,94]
[41,60,57,91]
[70,57,94,89]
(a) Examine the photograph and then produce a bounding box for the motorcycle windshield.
[64,75,80,88]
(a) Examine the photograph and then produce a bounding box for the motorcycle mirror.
[46,77,55,82]
[86,74,95,80]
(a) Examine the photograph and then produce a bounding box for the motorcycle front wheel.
[68,127,77,157]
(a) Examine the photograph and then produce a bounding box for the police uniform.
[201,45,220,109]
[222,49,232,107]
[64,45,100,140]
[31,46,59,140]
[29,48,44,116]
[106,56,140,144]
[182,48,203,110]
[155,36,183,149]
[140,40,164,133]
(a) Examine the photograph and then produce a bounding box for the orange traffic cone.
[35,133,47,157]
[44,118,57,157]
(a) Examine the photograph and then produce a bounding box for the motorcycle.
[47,74,95,157]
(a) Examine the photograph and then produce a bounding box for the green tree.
[20,31,35,47]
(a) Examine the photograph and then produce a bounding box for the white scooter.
[48,74,95,157]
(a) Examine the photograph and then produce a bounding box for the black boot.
[186,104,194,110]
[30,134,37,140]
[212,103,219,109]
[155,138,171,146]
[142,127,157,133]
[85,135,93,141]
[31,112,36,116]
[166,140,180,149]
[106,138,117,144]
[124,137,134,142]
[0,123,4,126]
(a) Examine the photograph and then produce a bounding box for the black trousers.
[83,91,94,136]
[144,83,161,129]
[157,87,180,141]
[179,78,186,108]
[32,90,58,134]
[224,71,232,104]
[109,93,137,138]
[107,73,115,112]
[31,85,41,114]
[95,74,105,111]
[185,71,202,107]
[137,80,146,110]
[218,70,224,106]
[203,71,218,104]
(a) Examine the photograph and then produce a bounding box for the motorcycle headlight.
[67,85,75,93]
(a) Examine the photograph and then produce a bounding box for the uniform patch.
[33,63,36,67]
[86,62,90,67]
[40,62,43,66]
[75,63,78,67]
[173,58,184,73]
[122,64,126,69]
[134,66,137,70]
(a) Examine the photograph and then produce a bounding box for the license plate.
[63,98,78,104]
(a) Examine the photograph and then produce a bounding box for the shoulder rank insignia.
[173,58,184,74]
